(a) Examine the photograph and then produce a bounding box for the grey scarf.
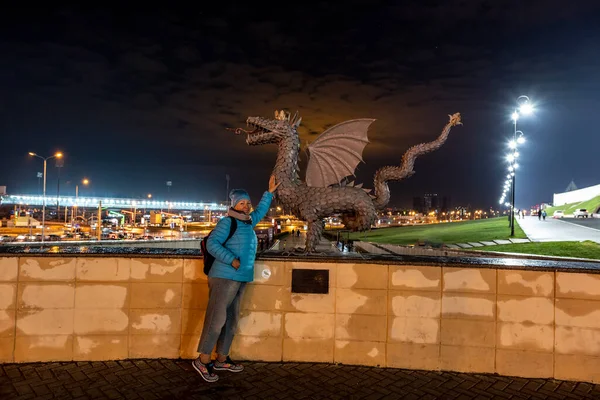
[228,208,252,223]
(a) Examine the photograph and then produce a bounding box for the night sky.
[1,2,600,210]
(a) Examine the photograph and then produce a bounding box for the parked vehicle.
[553,210,564,219]
[573,209,589,218]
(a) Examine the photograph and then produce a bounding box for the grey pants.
[197,277,247,356]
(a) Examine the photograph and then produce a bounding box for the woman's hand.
[232,259,241,269]
[268,175,281,193]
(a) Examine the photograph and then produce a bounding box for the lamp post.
[28,151,63,246]
[507,96,532,237]
[72,178,89,226]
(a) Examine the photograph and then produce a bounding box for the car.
[573,209,589,218]
[553,210,564,219]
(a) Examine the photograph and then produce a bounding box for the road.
[517,215,600,244]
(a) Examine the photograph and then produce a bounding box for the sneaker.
[192,358,219,382]
[213,356,244,372]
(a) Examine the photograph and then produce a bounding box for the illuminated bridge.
[0,194,227,211]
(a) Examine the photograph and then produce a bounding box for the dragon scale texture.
[233,111,462,252]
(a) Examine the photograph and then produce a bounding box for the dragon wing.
[305,118,375,187]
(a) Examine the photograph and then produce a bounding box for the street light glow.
[28,152,36,156]
[55,152,63,158]
[82,178,89,185]
[519,103,534,115]
[511,112,519,121]
[517,136,525,144]
[508,140,517,149]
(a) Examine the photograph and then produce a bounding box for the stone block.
[253,261,286,286]
[456,243,472,248]
[130,283,181,309]
[130,258,183,283]
[389,290,440,318]
[467,242,484,247]
[0,310,15,337]
[494,239,511,245]
[18,283,74,309]
[242,284,286,311]
[73,309,128,335]
[74,283,129,309]
[181,283,209,309]
[182,259,207,283]
[181,309,206,335]
[335,314,386,342]
[335,288,387,315]
[179,335,200,359]
[387,343,440,370]
[19,257,76,281]
[496,348,553,378]
[555,298,600,329]
[334,340,385,367]
[73,335,128,361]
[555,326,600,356]
[337,263,388,290]
[0,258,18,281]
[0,283,16,310]
[555,354,600,383]
[497,322,554,352]
[556,272,600,300]
[17,309,74,336]
[441,319,495,348]
[237,311,282,337]
[497,295,554,324]
[14,335,73,362]
[283,338,333,363]
[441,293,495,320]
[129,309,181,335]
[129,334,180,358]
[0,337,14,362]
[389,265,441,292]
[388,316,439,344]
[497,269,554,297]
[480,241,497,246]
[440,345,494,373]
[284,312,334,339]
[76,258,130,281]
[443,267,496,293]
[231,336,283,362]
[285,290,336,314]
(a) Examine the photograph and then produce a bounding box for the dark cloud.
[1,2,600,207]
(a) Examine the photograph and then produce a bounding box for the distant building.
[565,180,578,192]
[414,193,450,214]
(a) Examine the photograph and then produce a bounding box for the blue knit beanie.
[229,189,250,207]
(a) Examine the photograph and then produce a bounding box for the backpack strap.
[223,216,237,245]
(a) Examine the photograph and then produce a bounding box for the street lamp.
[72,178,90,226]
[508,96,534,236]
[28,151,63,246]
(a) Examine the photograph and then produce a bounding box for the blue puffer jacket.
[207,191,273,282]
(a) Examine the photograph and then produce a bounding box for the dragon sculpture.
[230,110,462,252]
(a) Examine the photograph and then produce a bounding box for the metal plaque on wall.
[291,269,329,294]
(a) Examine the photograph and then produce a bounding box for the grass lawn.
[472,241,600,261]
[343,217,527,246]
[544,195,600,216]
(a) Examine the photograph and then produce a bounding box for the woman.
[193,175,279,382]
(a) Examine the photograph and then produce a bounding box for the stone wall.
[1,256,600,383]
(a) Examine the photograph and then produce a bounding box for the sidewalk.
[2,359,599,399]
[517,216,600,243]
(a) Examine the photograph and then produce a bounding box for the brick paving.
[1,360,600,399]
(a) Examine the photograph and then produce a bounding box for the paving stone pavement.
[2,360,600,399]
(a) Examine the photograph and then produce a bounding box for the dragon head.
[234,110,302,146]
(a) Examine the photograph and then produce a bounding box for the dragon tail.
[371,113,462,210]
